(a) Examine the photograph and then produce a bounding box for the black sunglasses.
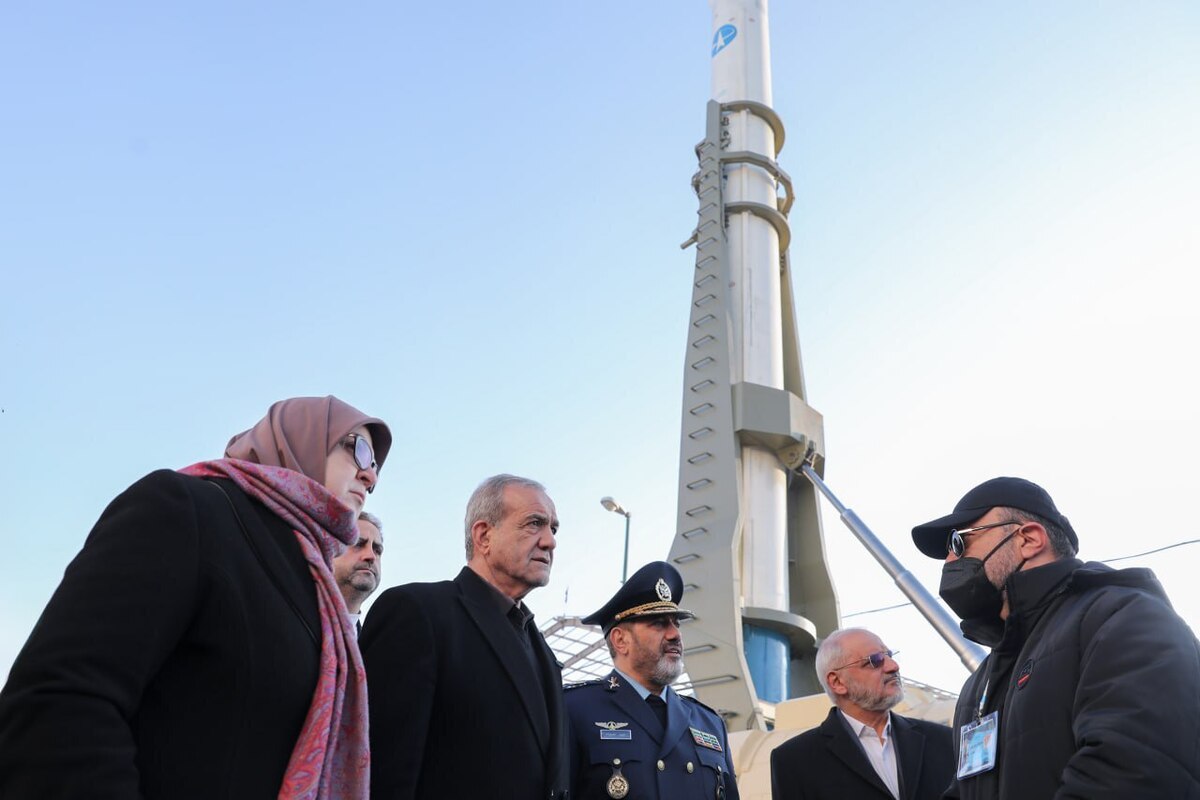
[946,520,1020,557]
[831,649,899,671]
[341,434,378,493]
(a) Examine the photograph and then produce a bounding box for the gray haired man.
[361,475,569,799]
[333,511,383,634]
[770,627,953,799]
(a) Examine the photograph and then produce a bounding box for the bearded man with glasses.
[770,627,954,799]
[912,477,1200,799]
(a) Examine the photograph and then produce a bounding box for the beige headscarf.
[225,395,393,480]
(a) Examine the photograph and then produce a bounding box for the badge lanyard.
[957,677,999,779]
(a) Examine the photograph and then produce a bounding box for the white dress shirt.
[840,709,900,799]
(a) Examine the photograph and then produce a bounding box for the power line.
[840,537,1200,619]
[1100,538,1200,564]
[844,601,911,619]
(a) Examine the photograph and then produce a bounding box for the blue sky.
[2,1,1197,694]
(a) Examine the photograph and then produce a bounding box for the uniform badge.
[690,727,723,752]
[607,758,629,799]
[596,721,632,740]
[608,675,620,690]
[655,578,672,602]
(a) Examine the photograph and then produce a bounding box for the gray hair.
[358,511,383,538]
[815,627,874,702]
[998,506,1077,558]
[463,474,546,559]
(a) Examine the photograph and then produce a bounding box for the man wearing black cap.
[564,561,739,799]
[912,477,1200,799]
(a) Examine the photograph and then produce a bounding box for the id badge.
[957,711,998,779]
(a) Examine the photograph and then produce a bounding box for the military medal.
[607,759,630,799]
[690,727,723,752]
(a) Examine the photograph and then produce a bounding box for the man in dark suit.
[770,628,954,800]
[565,561,740,799]
[361,474,569,800]
[333,511,383,635]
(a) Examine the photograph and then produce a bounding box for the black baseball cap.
[911,477,1078,559]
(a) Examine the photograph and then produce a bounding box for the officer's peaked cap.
[582,561,695,634]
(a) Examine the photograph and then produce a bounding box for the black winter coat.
[0,471,322,799]
[361,567,570,800]
[945,559,1200,799]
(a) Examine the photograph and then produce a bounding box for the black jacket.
[771,706,954,799]
[0,470,322,799]
[946,559,1200,799]
[361,567,570,800]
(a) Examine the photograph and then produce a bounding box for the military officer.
[565,561,739,799]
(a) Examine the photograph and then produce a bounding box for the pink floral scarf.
[180,458,368,800]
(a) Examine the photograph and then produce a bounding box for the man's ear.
[826,670,849,698]
[609,626,629,656]
[1016,522,1050,560]
[471,519,491,556]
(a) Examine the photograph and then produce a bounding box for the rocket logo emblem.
[712,24,737,58]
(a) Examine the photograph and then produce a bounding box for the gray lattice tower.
[670,100,840,730]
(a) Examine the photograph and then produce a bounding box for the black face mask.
[939,531,1021,620]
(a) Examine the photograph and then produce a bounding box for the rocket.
[670,0,984,730]
[670,0,837,730]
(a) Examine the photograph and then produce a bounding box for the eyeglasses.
[341,434,378,492]
[831,650,899,671]
[946,520,1020,557]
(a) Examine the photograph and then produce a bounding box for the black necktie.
[646,693,668,731]
[507,605,541,674]
[507,604,528,639]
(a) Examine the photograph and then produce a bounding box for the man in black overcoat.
[361,473,569,800]
[770,628,954,799]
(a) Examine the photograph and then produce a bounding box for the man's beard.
[650,655,685,687]
[847,674,904,712]
[632,638,684,688]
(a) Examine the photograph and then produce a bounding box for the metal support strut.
[787,445,987,672]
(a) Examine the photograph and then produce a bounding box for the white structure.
[670,0,839,730]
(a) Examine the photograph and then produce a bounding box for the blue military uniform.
[565,561,740,799]
[565,670,738,799]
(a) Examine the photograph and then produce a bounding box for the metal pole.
[601,497,633,585]
[798,462,987,672]
[622,513,631,584]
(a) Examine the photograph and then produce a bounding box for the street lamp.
[600,496,631,584]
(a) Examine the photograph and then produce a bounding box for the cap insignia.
[655,578,672,602]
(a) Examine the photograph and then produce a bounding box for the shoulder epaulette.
[679,692,723,717]
[564,679,605,691]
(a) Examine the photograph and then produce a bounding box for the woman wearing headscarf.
[0,395,392,800]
